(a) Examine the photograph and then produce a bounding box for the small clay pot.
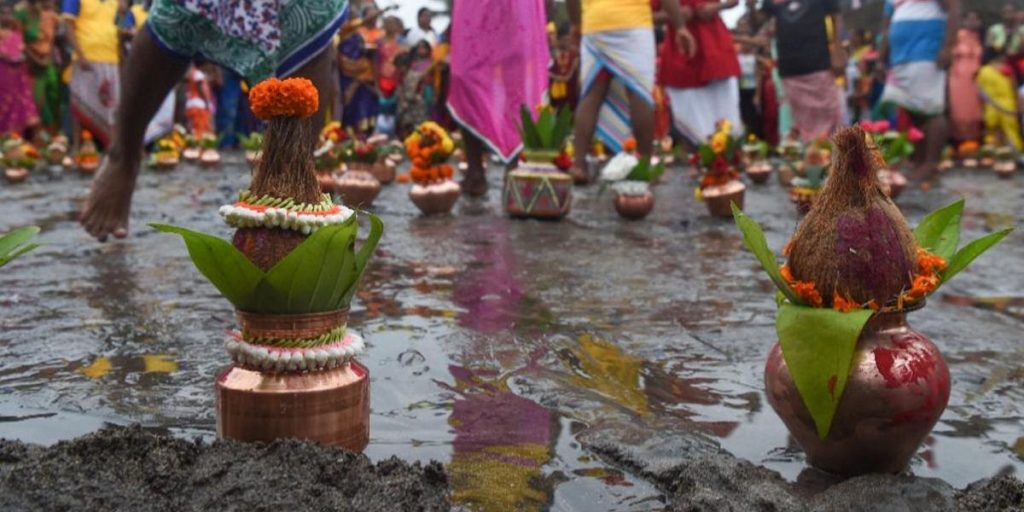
[61,156,75,168]
[702,181,745,218]
[317,172,339,194]
[154,156,180,171]
[182,147,201,161]
[336,170,381,208]
[993,161,1016,179]
[614,191,654,220]
[78,159,100,175]
[4,168,29,183]
[409,180,461,215]
[371,159,395,184]
[962,158,978,168]
[765,308,949,476]
[747,162,773,185]
[200,149,221,168]
[979,157,995,168]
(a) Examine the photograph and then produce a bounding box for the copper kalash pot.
[409,180,461,215]
[765,305,950,475]
[216,309,369,451]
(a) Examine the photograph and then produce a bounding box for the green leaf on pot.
[0,226,40,268]
[942,228,1013,284]
[151,224,263,309]
[341,213,384,306]
[261,219,359,314]
[914,199,963,261]
[777,303,873,439]
[519,106,541,149]
[732,204,803,305]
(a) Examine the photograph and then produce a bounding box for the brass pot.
[409,181,461,215]
[614,191,654,220]
[371,159,395,184]
[765,309,949,476]
[216,360,369,451]
[4,168,29,184]
[702,182,745,218]
[336,170,381,208]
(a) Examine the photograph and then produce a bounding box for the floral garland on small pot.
[692,120,745,218]
[401,121,460,215]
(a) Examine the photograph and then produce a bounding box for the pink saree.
[446,0,549,162]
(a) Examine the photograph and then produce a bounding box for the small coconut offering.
[733,125,1012,476]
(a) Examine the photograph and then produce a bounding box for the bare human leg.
[571,75,611,184]
[626,88,654,164]
[910,112,947,182]
[461,131,487,196]
[80,30,189,241]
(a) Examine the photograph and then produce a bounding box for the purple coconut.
[786,127,917,307]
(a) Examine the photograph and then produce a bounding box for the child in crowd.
[184,64,216,138]
[976,51,1022,150]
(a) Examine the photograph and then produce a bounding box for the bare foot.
[80,151,138,242]
[570,165,590,185]
[460,169,488,197]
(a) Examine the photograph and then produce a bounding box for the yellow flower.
[747,134,757,143]
[693,187,703,201]
[711,132,728,153]
[441,135,455,154]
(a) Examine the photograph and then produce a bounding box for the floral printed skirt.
[147,0,349,82]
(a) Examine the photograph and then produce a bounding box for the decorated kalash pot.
[199,133,222,168]
[777,137,803,187]
[45,135,68,166]
[366,134,397,184]
[148,136,182,171]
[181,132,202,162]
[599,143,664,220]
[733,126,1012,476]
[694,120,745,218]
[958,140,979,168]
[154,78,383,449]
[789,146,828,215]
[336,136,383,208]
[314,123,345,195]
[504,105,574,219]
[992,146,1017,179]
[742,135,773,184]
[76,130,101,174]
[3,136,39,184]
[403,121,461,215]
[240,132,263,168]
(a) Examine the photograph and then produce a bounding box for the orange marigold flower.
[249,78,319,120]
[832,292,859,313]
[780,265,794,283]
[792,281,823,307]
[81,130,93,141]
[396,173,412,183]
[916,247,947,274]
[623,137,638,152]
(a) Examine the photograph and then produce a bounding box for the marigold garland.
[781,265,823,307]
[249,78,319,120]
[403,122,456,185]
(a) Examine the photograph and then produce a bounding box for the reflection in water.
[444,365,559,512]
[452,220,523,333]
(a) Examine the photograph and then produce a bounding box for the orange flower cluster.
[409,164,454,185]
[81,130,93,142]
[249,78,319,120]
[623,137,638,153]
[781,265,823,307]
[899,248,946,304]
[957,140,979,157]
[700,169,739,189]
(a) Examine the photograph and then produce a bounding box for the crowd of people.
[0,0,1011,240]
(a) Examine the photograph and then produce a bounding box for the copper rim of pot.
[237,309,349,341]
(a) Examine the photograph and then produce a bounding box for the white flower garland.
[600,153,639,182]
[219,203,354,234]
[611,180,650,196]
[225,331,365,372]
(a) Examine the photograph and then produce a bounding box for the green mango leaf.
[0,226,40,268]
[777,303,873,439]
[340,213,384,306]
[151,224,263,309]
[519,106,541,148]
[261,219,358,314]
[913,199,963,261]
[538,108,554,149]
[732,204,804,305]
[942,228,1013,285]
[552,107,573,150]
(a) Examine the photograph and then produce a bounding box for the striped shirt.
[885,0,947,66]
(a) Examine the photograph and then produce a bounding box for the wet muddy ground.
[1,157,1022,510]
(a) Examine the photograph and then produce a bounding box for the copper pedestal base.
[216,360,369,451]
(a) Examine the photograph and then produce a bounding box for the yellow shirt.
[63,0,119,64]
[582,0,653,34]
